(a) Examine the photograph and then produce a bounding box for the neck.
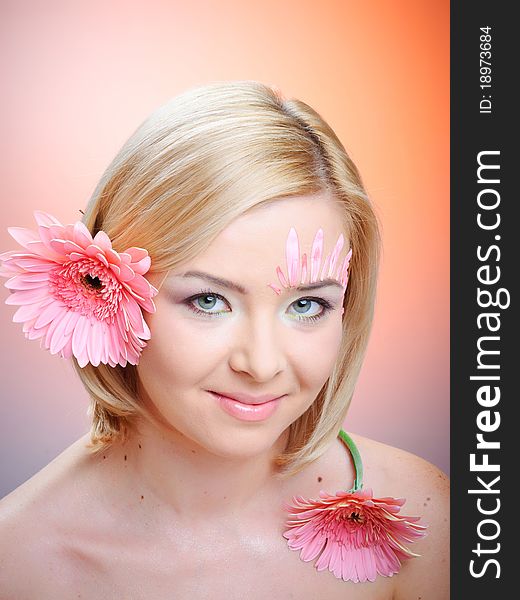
[113,416,291,529]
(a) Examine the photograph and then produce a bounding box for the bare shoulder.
[0,492,55,599]
[345,432,450,496]
[345,432,450,599]
[0,434,103,599]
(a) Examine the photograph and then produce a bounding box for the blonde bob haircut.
[75,80,381,480]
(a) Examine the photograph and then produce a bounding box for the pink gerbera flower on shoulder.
[0,211,158,368]
[283,486,427,583]
[282,430,427,584]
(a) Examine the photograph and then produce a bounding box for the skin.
[0,191,450,599]
[132,191,350,527]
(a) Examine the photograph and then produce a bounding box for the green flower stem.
[338,429,364,492]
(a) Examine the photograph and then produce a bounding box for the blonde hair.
[75,80,381,479]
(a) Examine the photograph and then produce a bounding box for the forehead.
[193,193,349,268]
[170,192,349,292]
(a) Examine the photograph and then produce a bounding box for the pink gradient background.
[0,0,449,498]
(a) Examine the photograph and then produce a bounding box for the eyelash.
[183,287,335,324]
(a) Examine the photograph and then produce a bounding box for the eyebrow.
[178,270,344,294]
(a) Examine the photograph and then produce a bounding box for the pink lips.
[211,391,282,405]
[209,391,283,422]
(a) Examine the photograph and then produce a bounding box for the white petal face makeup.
[267,226,352,295]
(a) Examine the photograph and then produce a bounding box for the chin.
[201,426,284,460]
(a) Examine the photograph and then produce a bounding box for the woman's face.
[136,192,350,459]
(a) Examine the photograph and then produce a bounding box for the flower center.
[82,273,104,290]
[48,258,123,320]
[347,511,364,524]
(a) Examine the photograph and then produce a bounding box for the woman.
[0,80,449,598]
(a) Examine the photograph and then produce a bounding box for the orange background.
[0,0,449,496]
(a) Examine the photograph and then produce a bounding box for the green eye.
[184,288,335,323]
[293,299,312,313]
[187,289,229,317]
[195,294,219,310]
[288,298,328,322]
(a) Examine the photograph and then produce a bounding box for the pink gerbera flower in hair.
[0,211,159,368]
[282,430,427,583]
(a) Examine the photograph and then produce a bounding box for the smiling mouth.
[208,390,283,421]
[208,391,283,405]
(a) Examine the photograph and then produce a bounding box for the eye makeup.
[181,287,338,324]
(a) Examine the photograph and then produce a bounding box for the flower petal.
[109,263,121,277]
[87,319,102,367]
[73,221,93,248]
[4,274,48,290]
[38,224,67,251]
[276,266,288,288]
[49,310,76,355]
[125,272,154,298]
[85,244,105,259]
[122,295,145,335]
[299,531,324,562]
[96,252,109,268]
[286,227,300,286]
[5,287,50,306]
[124,246,148,262]
[319,251,332,281]
[93,230,113,252]
[72,316,90,365]
[23,240,64,262]
[7,227,40,250]
[33,210,62,227]
[59,333,74,359]
[119,252,132,265]
[131,254,151,275]
[328,234,345,278]
[9,258,55,272]
[13,300,53,323]
[282,486,427,583]
[1,210,157,368]
[68,252,85,262]
[310,228,323,283]
[34,301,68,330]
[300,253,307,285]
[104,248,121,266]
[118,262,135,283]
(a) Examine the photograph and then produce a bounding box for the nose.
[228,314,287,382]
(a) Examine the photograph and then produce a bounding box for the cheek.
[139,298,344,397]
[138,305,226,393]
[291,322,344,391]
